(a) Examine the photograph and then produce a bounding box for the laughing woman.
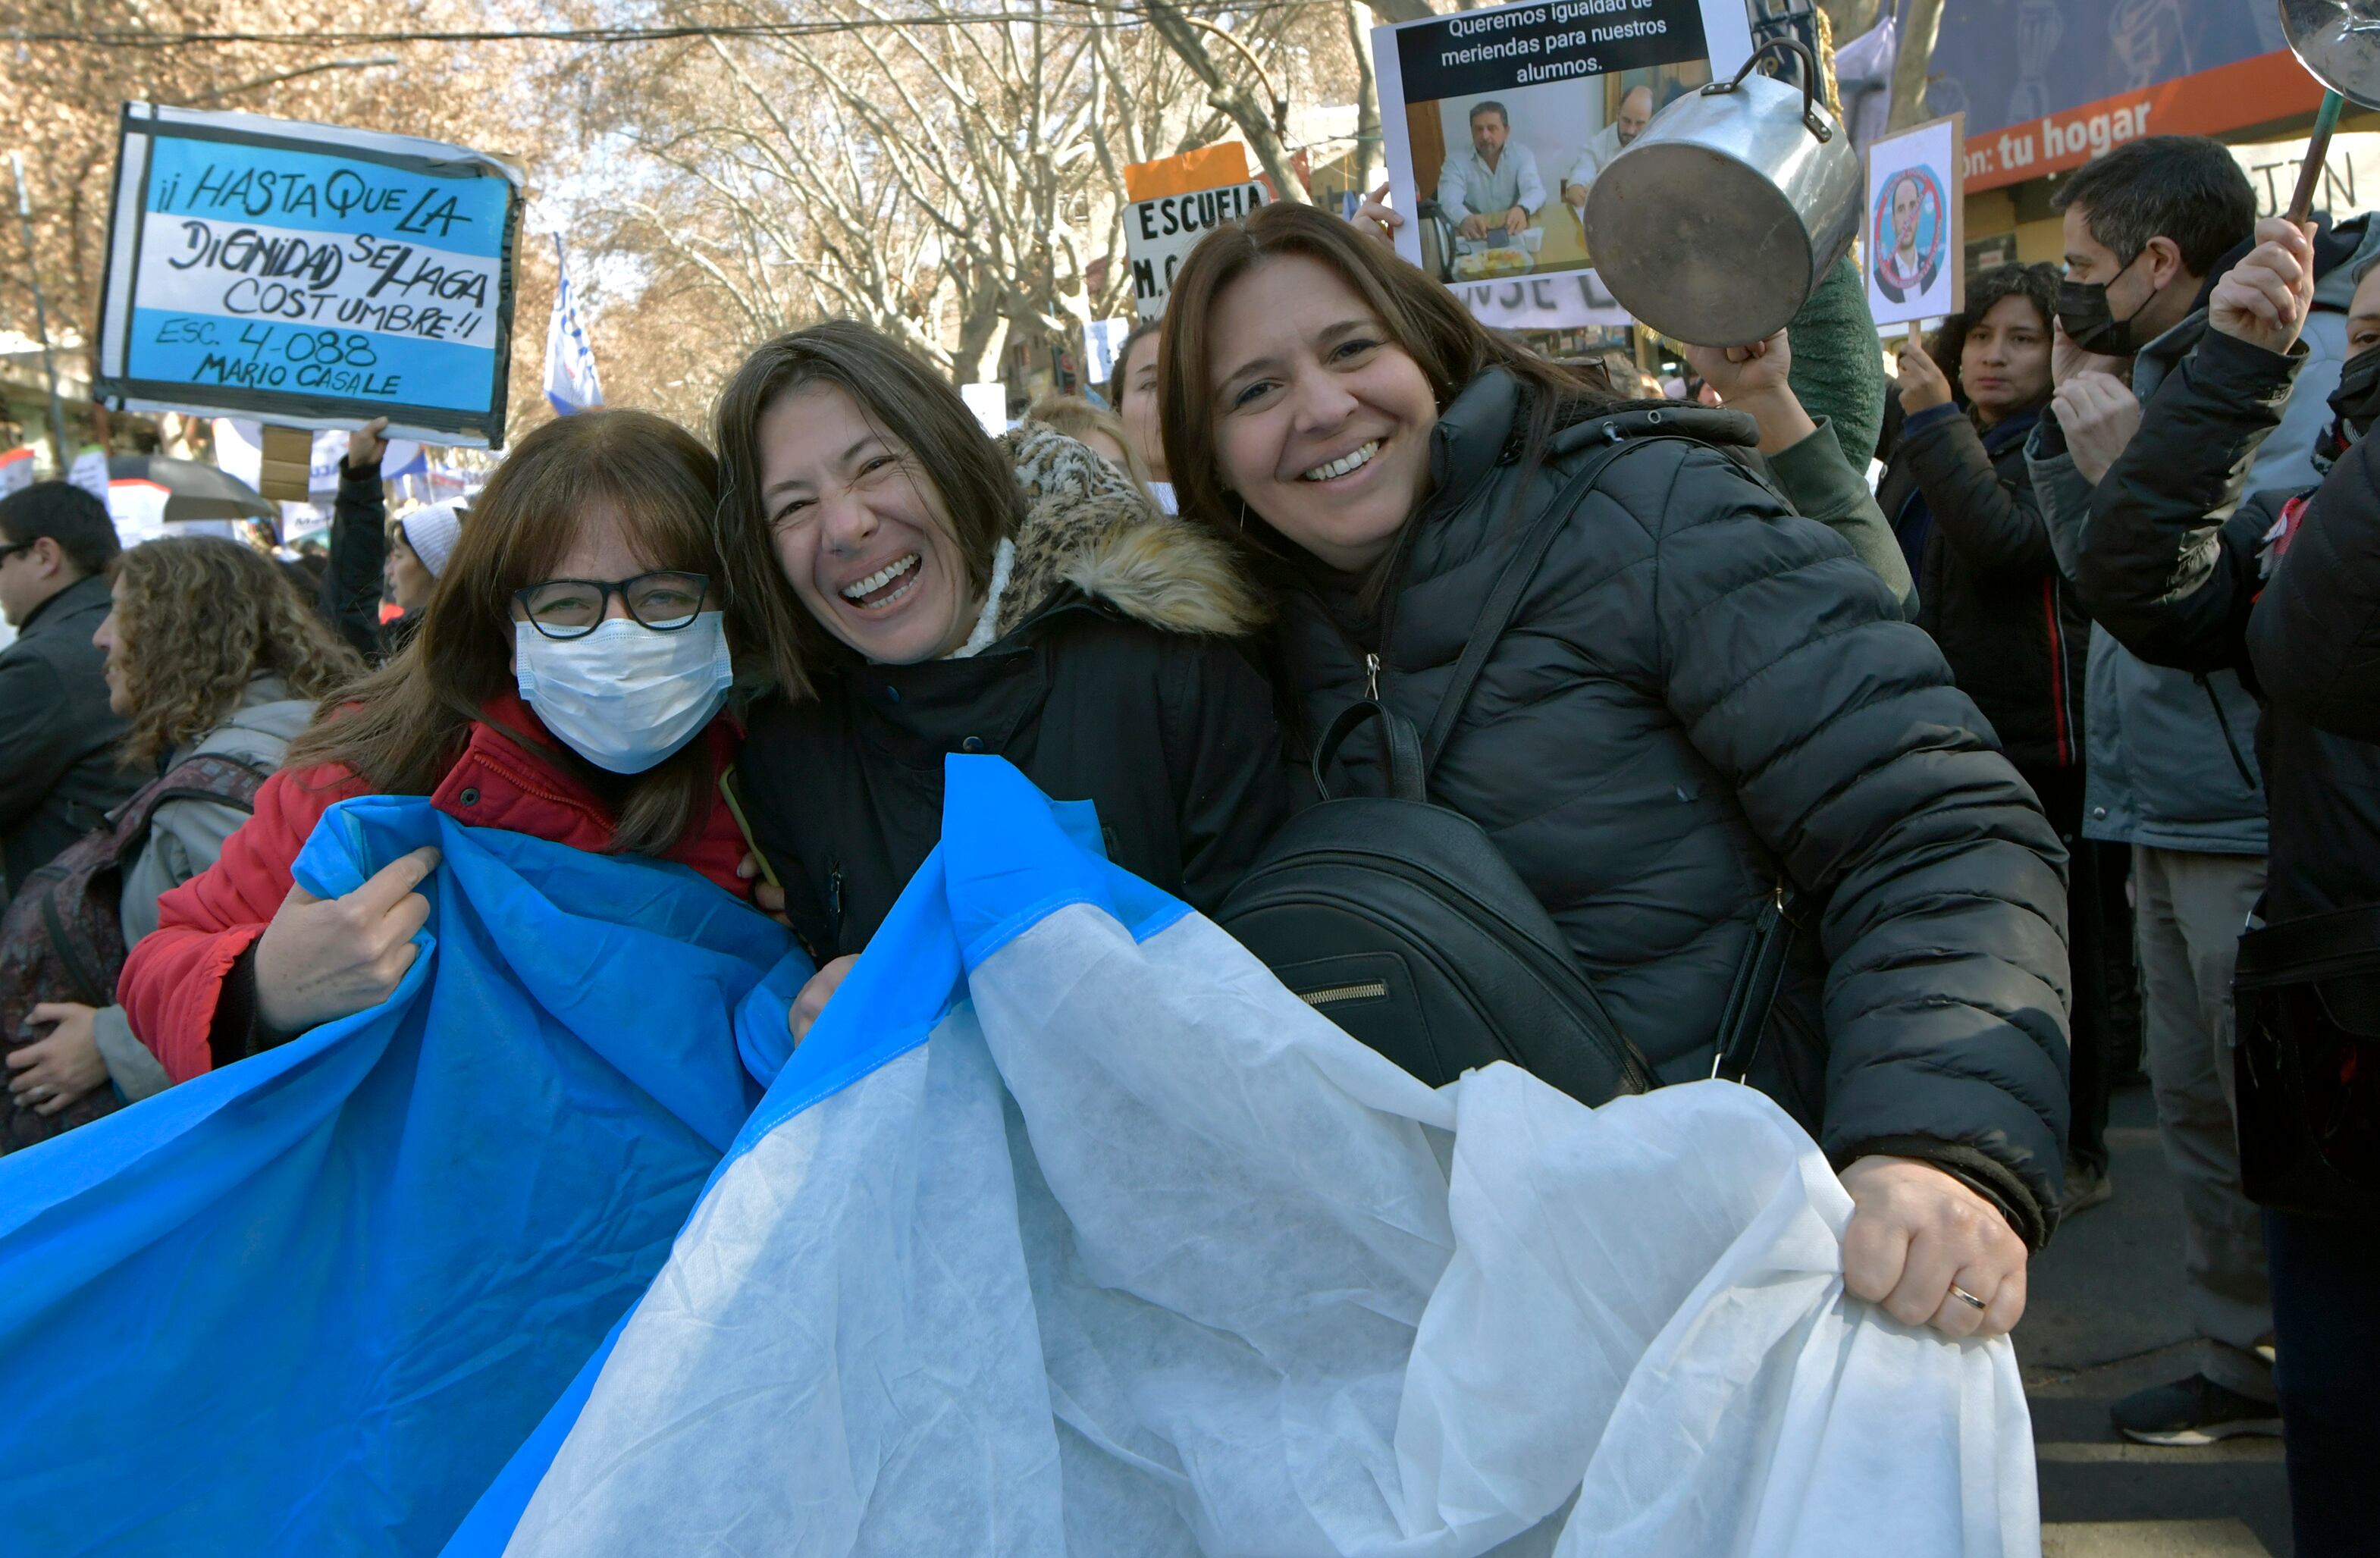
[1159,202,2074,1342]
[712,321,1290,1042]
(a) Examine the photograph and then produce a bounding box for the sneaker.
[2062,1159,2114,1218]
[2110,1374,2283,1446]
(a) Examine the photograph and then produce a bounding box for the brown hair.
[711,319,1024,701]
[1929,261,2059,411]
[284,409,732,857]
[1157,202,1610,578]
[1108,318,1162,406]
[1024,392,1157,495]
[110,535,365,770]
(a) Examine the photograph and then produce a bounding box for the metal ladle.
[2278,0,2380,219]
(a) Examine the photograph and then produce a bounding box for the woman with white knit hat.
[389,500,464,615]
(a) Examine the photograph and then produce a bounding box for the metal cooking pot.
[1582,39,1861,346]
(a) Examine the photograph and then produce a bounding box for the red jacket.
[118,694,753,1083]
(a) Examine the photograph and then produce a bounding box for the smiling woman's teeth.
[842,553,919,603]
[1302,441,1380,482]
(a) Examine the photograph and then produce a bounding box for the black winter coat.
[0,574,137,903]
[2081,325,2380,922]
[1271,371,2074,1243]
[2250,425,2380,745]
[1881,405,2090,771]
[738,428,1290,963]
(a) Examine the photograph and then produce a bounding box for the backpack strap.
[1421,431,1679,773]
[1312,699,1426,804]
[716,766,782,892]
[107,753,274,858]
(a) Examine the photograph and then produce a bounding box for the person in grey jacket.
[1162,202,2071,1341]
[2022,136,2367,1446]
[0,483,136,908]
[5,535,362,1121]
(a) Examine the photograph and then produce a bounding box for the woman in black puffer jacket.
[1160,202,2071,1340]
[711,322,1290,1051]
[1877,264,2116,1205]
[1880,264,2088,771]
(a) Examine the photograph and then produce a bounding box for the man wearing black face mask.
[2077,220,2380,1546]
[2024,136,2281,1452]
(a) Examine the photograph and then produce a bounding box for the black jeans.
[2022,764,2115,1174]
[2265,1208,2380,1556]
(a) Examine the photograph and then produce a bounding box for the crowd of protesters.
[2,131,2374,1551]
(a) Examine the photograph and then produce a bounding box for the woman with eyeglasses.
[117,410,762,1083]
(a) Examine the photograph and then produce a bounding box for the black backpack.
[1218,428,1795,1107]
[1220,695,1654,1105]
[2,752,270,1154]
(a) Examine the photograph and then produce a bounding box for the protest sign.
[67,447,111,508]
[1864,114,1964,329]
[1372,0,1751,328]
[93,103,523,448]
[1123,144,1272,321]
[0,447,31,499]
[961,382,1008,434]
[1080,317,1130,392]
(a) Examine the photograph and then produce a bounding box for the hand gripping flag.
[0,796,795,1556]
[450,757,2043,1558]
[541,235,603,416]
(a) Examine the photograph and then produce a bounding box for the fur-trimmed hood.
[992,425,1266,641]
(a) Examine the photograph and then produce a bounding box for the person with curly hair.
[5,537,364,1119]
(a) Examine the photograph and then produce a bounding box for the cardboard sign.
[93,103,523,447]
[1372,0,1751,328]
[1864,114,1965,329]
[212,418,425,497]
[1123,144,1272,321]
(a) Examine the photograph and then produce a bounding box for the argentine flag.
[0,762,2038,1555]
[542,234,604,416]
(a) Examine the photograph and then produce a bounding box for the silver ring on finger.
[1947,1281,1988,1312]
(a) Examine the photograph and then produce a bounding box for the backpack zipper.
[1246,848,1650,1090]
[1711,885,1792,1082]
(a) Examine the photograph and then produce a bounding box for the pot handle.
[1701,36,1834,143]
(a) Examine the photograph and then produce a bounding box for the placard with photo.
[1864,114,1965,328]
[1372,0,1752,315]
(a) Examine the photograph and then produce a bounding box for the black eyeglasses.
[513,570,713,640]
[0,541,33,564]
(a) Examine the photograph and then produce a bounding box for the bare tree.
[6,0,561,440]
[1886,0,1946,130]
[565,0,1268,389]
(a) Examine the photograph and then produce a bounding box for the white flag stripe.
[544,236,604,415]
[132,210,501,350]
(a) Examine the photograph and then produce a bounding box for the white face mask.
[513,613,733,775]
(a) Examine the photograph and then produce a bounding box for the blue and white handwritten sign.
[96,104,522,447]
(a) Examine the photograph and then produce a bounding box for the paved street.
[2027,1080,2291,1555]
